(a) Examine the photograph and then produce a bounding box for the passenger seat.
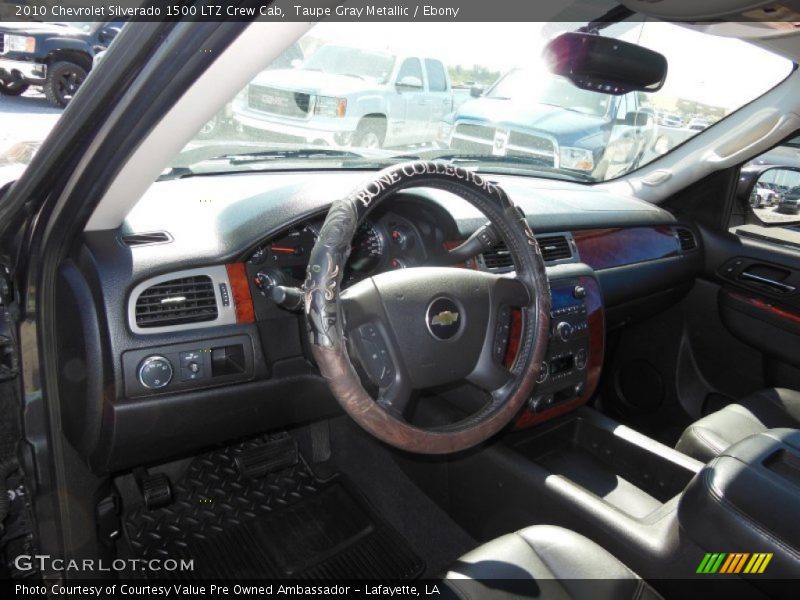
[676,388,800,462]
[445,525,662,599]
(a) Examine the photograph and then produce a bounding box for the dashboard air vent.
[122,231,172,247]
[481,234,574,271]
[134,275,218,328]
[482,242,514,272]
[676,228,697,252]
[537,235,572,262]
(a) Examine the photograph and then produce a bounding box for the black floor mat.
[123,435,424,580]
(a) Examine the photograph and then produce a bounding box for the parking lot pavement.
[753,205,800,224]
[0,89,63,155]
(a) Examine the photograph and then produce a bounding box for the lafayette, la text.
[16,583,442,597]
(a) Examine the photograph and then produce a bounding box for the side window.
[396,58,423,88]
[425,59,447,92]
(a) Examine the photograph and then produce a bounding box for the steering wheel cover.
[305,161,550,453]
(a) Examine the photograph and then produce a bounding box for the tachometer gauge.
[251,224,319,282]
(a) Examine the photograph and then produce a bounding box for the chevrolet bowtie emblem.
[431,310,459,327]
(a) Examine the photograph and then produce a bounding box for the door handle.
[739,271,797,294]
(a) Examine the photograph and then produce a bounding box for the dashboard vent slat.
[481,243,514,272]
[122,231,172,247]
[134,275,218,328]
[537,235,573,262]
[480,234,573,272]
[676,228,697,252]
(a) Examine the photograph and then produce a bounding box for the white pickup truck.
[232,45,455,149]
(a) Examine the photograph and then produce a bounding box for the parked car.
[446,69,656,178]
[778,186,800,214]
[658,112,684,127]
[233,44,454,148]
[687,117,710,131]
[0,21,122,107]
[194,43,304,141]
[750,182,781,208]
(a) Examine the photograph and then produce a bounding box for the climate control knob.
[556,321,573,342]
[137,356,173,389]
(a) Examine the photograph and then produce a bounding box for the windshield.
[487,70,611,118]
[302,45,396,83]
[0,21,794,186]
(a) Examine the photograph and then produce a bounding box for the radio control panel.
[529,280,592,414]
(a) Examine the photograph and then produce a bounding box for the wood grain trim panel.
[573,226,679,271]
[225,263,255,324]
[724,289,800,327]
[514,276,604,429]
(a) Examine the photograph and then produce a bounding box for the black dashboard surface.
[88,169,676,282]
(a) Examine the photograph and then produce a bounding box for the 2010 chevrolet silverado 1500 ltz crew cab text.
[2,1,800,598]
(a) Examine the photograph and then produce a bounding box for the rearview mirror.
[543,32,668,95]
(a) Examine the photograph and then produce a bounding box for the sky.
[308,21,794,110]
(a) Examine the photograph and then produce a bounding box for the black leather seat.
[444,525,662,599]
[676,388,800,462]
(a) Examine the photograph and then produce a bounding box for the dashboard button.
[355,324,394,387]
[536,361,549,383]
[575,348,587,370]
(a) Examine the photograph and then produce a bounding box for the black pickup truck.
[0,21,121,107]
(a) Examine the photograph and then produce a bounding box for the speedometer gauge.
[346,221,385,281]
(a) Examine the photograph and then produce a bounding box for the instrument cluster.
[247,209,432,291]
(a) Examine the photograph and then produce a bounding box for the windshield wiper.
[208,148,366,165]
[159,148,420,181]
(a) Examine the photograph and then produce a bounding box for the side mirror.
[742,166,800,214]
[396,75,423,91]
[470,86,483,98]
[99,27,120,44]
[290,58,302,69]
[543,32,668,95]
[624,110,653,127]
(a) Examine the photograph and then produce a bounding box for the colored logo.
[696,553,773,575]
[431,310,459,327]
[426,297,462,341]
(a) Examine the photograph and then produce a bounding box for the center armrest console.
[679,428,800,580]
[426,407,708,581]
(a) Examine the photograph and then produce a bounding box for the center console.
[679,428,800,585]
[406,406,711,584]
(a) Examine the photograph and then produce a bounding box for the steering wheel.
[304,162,551,454]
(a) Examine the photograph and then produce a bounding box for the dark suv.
[0,21,121,107]
[778,186,800,214]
